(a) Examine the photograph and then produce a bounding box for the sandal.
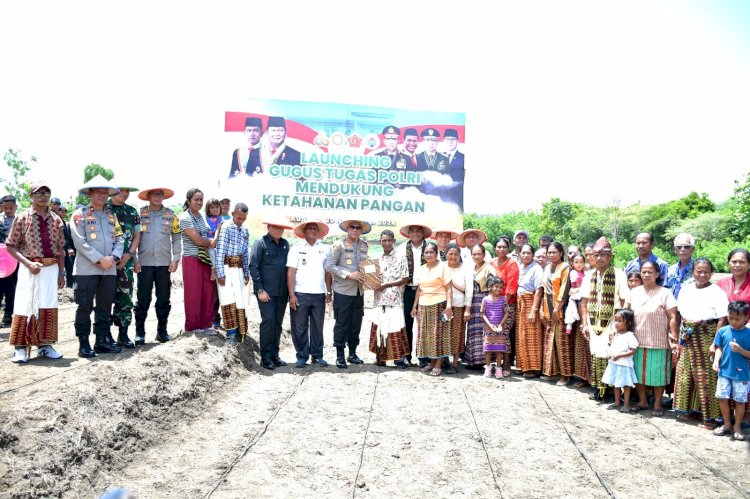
[651,409,664,417]
[701,420,718,431]
[630,405,645,413]
[713,426,731,436]
[676,413,698,422]
[430,367,442,377]
[733,432,746,441]
[503,370,511,378]
[607,403,621,410]
[421,364,434,374]
[573,381,589,389]
[619,406,631,413]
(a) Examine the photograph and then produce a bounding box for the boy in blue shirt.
[712,300,750,441]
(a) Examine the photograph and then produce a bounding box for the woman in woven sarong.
[464,244,495,368]
[515,244,544,378]
[411,242,453,377]
[445,242,471,372]
[539,242,573,385]
[627,260,679,417]
[675,258,729,429]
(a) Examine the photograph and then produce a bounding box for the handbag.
[197,246,213,267]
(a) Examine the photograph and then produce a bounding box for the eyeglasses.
[32,191,51,197]
[349,225,362,230]
[674,245,693,250]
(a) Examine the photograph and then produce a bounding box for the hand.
[464,310,470,320]
[134,261,141,273]
[67,249,75,257]
[347,271,365,283]
[97,256,115,270]
[244,277,249,286]
[325,293,332,304]
[528,310,536,322]
[57,274,65,289]
[27,261,43,275]
[116,254,129,270]
[730,340,741,352]
[582,326,590,342]
[410,308,417,318]
[257,290,270,303]
[374,283,388,292]
[217,276,226,286]
[712,362,720,373]
[289,294,298,310]
[443,305,453,320]
[168,261,178,273]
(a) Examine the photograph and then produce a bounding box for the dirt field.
[1,274,748,499]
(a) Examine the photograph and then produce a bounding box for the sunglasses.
[349,225,363,230]
[674,245,693,250]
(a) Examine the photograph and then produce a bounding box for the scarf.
[406,240,426,284]
[587,266,617,334]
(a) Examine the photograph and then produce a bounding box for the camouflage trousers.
[112,263,135,328]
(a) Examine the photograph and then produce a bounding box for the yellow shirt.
[416,262,452,306]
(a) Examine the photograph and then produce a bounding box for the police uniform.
[324,227,369,365]
[71,202,124,355]
[415,128,450,172]
[106,199,141,344]
[134,203,181,343]
[375,125,410,171]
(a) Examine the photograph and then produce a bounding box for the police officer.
[106,183,141,348]
[376,125,409,171]
[133,187,181,345]
[415,128,449,172]
[325,219,370,369]
[71,175,125,357]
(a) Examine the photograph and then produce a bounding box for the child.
[712,300,750,441]
[205,198,223,280]
[564,254,586,335]
[481,275,512,379]
[602,309,639,412]
[627,272,643,290]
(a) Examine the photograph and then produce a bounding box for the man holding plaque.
[325,219,370,369]
[368,230,410,368]
[287,220,331,368]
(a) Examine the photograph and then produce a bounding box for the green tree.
[730,172,750,239]
[75,163,114,206]
[540,198,579,243]
[1,148,35,208]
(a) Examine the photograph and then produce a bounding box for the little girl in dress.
[602,308,639,412]
[564,254,586,335]
[481,275,512,379]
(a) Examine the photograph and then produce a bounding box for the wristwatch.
[113,256,121,263]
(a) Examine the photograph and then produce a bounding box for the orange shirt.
[416,262,452,306]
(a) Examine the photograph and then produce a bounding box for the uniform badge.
[90,233,97,239]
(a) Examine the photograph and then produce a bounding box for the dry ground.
[0,273,748,499]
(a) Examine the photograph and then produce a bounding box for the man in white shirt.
[287,221,332,368]
[396,223,432,367]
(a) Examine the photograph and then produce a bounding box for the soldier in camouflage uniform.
[106,184,141,348]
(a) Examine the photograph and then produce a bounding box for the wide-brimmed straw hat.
[398,223,433,239]
[263,217,293,230]
[78,175,119,196]
[293,221,329,239]
[339,219,372,235]
[138,187,175,201]
[431,229,459,241]
[456,228,487,248]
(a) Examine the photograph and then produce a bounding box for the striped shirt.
[179,211,209,257]
[630,285,677,349]
[214,222,250,279]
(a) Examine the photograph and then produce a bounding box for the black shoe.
[336,356,348,369]
[261,359,276,370]
[134,334,145,346]
[313,357,328,367]
[117,329,135,349]
[589,391,603,401]
[78,338,96,358]
[155,332,172,343]
[443,365,458,375]
[395,361,407,369]
[272,357,287,367]
[418,359,429,369]
[106,332,118,347]
[94,341,122,354]
[347,354,364,365]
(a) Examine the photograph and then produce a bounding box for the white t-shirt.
[608,331,639,367]
[286,239,329,294]
[676,282,730,322]
[396,241,424,286]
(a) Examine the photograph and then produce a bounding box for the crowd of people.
[3,178,749,441]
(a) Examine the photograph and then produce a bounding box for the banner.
[221,99,465,244]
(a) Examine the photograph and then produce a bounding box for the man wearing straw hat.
[287,220,331,368]
[70,175,124,357]
[325,219,371,369]
[6,182,66,363]
[250,217,292,370]
[106,182,141,349]
[133,186,181,345]
[396,223,432,367]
